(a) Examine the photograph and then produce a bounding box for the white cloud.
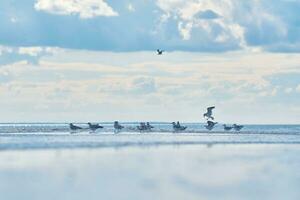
[178,22,193,40]
[155,0,290,51]
[0,46,13,56]
[127,4,135,12]
[0,70,13,84]
[131,77,157,94]
[156,0,246,47]
[18,47,44,57]
[0,0,299,52]
[284,87,293,94]
[10,17,18,23]
[34,0,118,18]
[1,48,300,122]
[296,85,300,93]
[0,46,62,58]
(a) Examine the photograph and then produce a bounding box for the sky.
[0,0,300,123]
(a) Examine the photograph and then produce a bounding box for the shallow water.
[1,123,300,134]
[1,123,300,200]
[0,133,300,150]
[0,145,299,200]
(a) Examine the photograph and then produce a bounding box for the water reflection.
[0,145,299,200]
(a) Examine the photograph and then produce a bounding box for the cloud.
[284,87,293,94]
[0,46,13,56]
[1,48,300,123]
[0,0,299,52]
[0,45,61,65]
[34,0,118,18]
[296,85,300,93]
[0,70,13,84]
[131,77,157,94]
[155,0,300,52]
[18,47,44,56]
[127,4,135,12]
[10,17,18,23]
[97,76,157,96]
[47,87,72,99]
[156,0,247,50]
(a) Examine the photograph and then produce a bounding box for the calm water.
[0,145,299,200]
[1,123,300,200]
[0,123,300,150]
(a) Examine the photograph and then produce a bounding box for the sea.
[1,122,300,134]
[0,123,300,150]
[0,123,300,200]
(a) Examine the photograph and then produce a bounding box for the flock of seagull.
[69,50,244,133]
[69,106,243,133]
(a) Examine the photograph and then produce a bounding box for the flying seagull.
[69,123,83,131]
[88,122,103,131]
[203,106,215,120]
[233,124,244,131]
[205,120,217,131]
[114,121,124,133]
[157,49,164,55]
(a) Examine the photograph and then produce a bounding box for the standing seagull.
[114,121,124,133]
[137,122,147,132]
[146,122,154,131]
[205,120,217,131]
[88,122,103,131]
[203,106,215,120]
[157,49,164,55]
[223,124,233,131]
[172,122,187,132]
[233,124,244,131]
[69,123,82,131]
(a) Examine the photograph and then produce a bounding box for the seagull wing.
[207,106,215,112]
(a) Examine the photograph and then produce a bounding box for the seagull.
[172,121,187,131]
[223,124,233,131]
[88,122,103,131]
[203,106,215,120]
[205,120,217,130]
[137,122,147,132]
[69,123,83,131]
[157,49,164,55]
[233,124,244,131]
[114,121,124,133]
[146,122,154,131]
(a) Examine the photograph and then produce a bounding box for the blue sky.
[0,0,300,123]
